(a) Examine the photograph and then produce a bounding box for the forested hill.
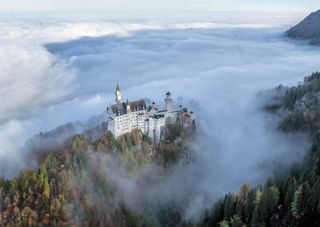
[286,10,320,45]
[192,72,320,227]
[0,117,196,226]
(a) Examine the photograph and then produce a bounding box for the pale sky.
[0,0,318,13]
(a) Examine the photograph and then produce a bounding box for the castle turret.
[165,91,173,113]
[126,99,131,113]
[115,83,122,104]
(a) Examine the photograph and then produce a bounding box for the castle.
[106,84,193,143]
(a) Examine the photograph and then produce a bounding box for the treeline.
[187,72,320,227]
[282,72,320,110]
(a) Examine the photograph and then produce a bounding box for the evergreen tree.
[224,193,236,221]
[291,183,311,221]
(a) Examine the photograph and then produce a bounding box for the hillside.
[0,118,196,226]
[286,10,320,45]
[192,72,320,227]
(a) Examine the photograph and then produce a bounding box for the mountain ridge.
[286,10,320,45]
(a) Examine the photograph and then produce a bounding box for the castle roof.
[111,100,146,115]
[150,114,165,119]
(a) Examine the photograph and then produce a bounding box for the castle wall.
[112,109,146,137]
[147,116,166,143]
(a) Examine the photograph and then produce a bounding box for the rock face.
[286,10,320,45]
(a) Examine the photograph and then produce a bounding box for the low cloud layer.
[0,13,320,215]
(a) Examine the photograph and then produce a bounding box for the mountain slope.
[191,72,320,227]
[286,10,320,45]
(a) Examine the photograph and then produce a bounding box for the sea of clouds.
[1,11,320,214]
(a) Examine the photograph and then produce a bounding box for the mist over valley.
[1,10,320,226]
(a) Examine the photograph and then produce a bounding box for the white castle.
[106,84,193,143]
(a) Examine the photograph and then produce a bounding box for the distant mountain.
[286,10,320,45]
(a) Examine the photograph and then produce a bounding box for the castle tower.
[115,83,122,104]
[165,91,173,113]
[126,99,131,113]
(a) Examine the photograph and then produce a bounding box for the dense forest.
[2,73,320,227]
[0,117,196,226]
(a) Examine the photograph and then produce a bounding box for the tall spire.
[116,82,120,92]
[115,82,122,104]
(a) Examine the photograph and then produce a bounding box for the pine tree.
[42,178,50,199]
[291,183,311,220]
[224,193,236,221]
[252,189,265,227]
